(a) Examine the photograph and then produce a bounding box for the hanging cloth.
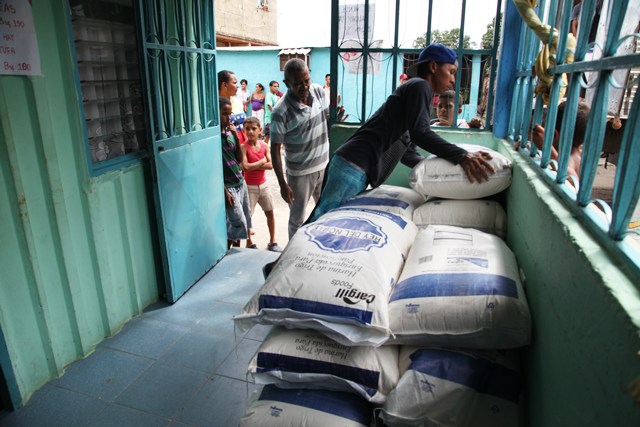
[513,0,577,104]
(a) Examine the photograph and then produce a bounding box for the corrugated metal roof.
[278,48,311,55]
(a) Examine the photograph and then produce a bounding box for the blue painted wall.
[218,47,483,125]
[217,47,403,123]
[217,47,332,104]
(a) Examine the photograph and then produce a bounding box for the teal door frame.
[139,0,227,302]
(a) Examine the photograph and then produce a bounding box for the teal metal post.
[467,54,481,120]
[493,0,522,138]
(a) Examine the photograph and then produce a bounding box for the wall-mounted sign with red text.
[0,0,41,76]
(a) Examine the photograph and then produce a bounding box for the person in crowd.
[323,73,341,105]
[218,70,238,100]
[570,0,602,42]
[270,59,344,238]
[306,44,496,223]
[236,78,251,114]
[251,83,266,130]
[240,116,283,252]
[399,73,409,84]
[570,1,582,37]
[432,90,483,128]
[218,69,247,144]
[531,100,590,179]
[219,97,253,249]
[264,80,281,145]
[231,110,248,145]
[433,90,470,128]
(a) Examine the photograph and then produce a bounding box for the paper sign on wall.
[0,0,41,76]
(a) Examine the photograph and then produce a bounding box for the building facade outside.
[215,0,278,46]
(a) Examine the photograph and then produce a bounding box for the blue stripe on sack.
[389,273,518,302]
[258,385,373,425]
[256,353,380,397]
[408,349,522,403]
[259,295,373,324]
[342,197,410,209]
[335,208,408,229]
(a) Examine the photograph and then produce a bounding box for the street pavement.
[246,151,315,251]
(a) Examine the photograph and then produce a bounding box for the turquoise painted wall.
[217,47,402,122]
[0,0,159,405]
[329,124,640,425]
[217,47,332,100]
[504,143,640,426]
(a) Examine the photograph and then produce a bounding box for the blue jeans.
[226,182,252,240]
[306,154,368,223]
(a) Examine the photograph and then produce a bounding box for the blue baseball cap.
[406,44,457,76]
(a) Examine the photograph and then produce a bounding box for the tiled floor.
[0,248,279,427]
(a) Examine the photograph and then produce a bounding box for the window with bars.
[69,0,147,171]
[508,0,640,276]
[69,0,217,175]
[330,0,503,128]
[279,53,309,71]
[138,0,218,140]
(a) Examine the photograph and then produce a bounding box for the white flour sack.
[234,208,418,346]
[240,385,373,427]
[412,199,507,238]
[388,225,531,348]
[409,144,512,199]
[248,327,399,403]
[380,347,522,427]
[337,185,426,219]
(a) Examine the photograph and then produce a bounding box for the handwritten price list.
[0,0,41,75]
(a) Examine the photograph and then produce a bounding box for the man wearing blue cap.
[306,43,496,222]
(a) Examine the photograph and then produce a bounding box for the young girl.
[240,117,283,252]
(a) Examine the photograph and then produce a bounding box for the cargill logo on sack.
[304,217,387,253]
[335,287,376,305]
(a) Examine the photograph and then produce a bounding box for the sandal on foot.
[267,243,283,252]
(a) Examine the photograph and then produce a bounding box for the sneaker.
[267,242,283,252]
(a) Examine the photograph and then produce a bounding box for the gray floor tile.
[100,317,189,359]
[89,404,170,427]
[0,387,107,427]
[115,363,209,419]
[215,338,262,381]
[157,331,236,374]
[193,301,246,336]
[177,376,259,427]
[2,248,278,426]
[52,347,154,401]
[244,323,274,342]
[142,300,204,329]
[193,249,278,306]
[0,384,54,424]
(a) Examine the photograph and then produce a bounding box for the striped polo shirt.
[221,131,244,189]
[270,83,329,176]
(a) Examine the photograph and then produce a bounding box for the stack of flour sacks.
[234,144,530,427]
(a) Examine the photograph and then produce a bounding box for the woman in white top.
[236,79,251,113]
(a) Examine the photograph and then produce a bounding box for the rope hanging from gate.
[513,0,577,104]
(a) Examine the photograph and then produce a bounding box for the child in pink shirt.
[240,117,283,252]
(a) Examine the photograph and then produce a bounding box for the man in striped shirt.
[270,58,331,239]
